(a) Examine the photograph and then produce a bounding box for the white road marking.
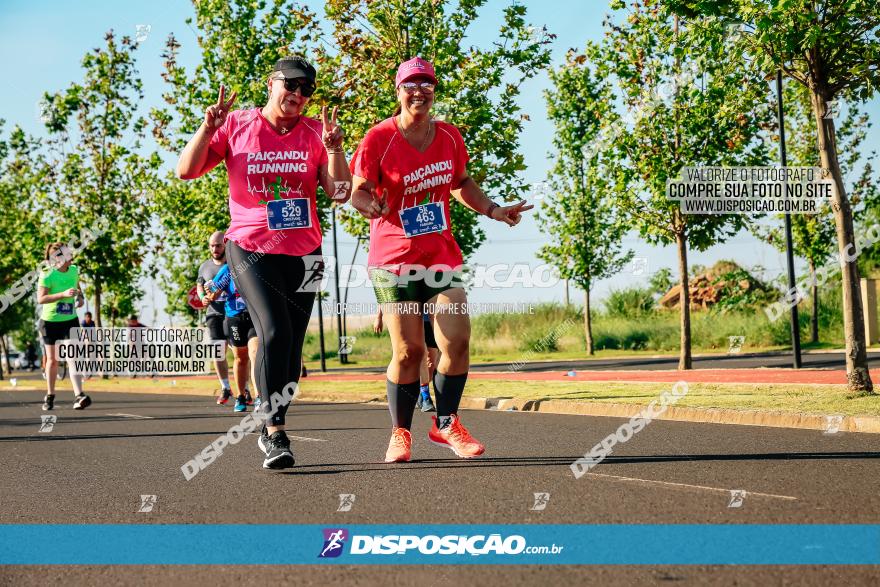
[585,472,797,501]
[288,435,327,442]
[106,413,154,420]
[244,432,327,442]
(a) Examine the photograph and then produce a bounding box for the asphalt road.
[1,390,878,585]
[327,350,880,374]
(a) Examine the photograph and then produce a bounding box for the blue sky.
[2,0,878,325]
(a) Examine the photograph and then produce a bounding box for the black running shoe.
[42,395,55,411]
[258,425,270,455]
[216,388,232,405]
[73,394,91,410]
[262,431,295,469]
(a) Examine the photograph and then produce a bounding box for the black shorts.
[206,314,227,342]
[39,318,80,346]
[227,313,257,348]
[423,319,438,349]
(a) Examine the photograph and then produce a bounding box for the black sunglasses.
[273,76,316,97]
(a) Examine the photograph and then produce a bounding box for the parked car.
[2,352,22,372]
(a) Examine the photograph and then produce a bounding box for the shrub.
[472,312,504,338]
[518,327,561,353]
[622,329,649,350]
[603,287,656,318]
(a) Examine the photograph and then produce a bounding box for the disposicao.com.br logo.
[318,528,348,558]
[319,528,563,558]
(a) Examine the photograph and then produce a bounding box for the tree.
[319,0,554,259]
[151,0,325,322]
[589,0,773,369]
[666,0,880,393]
[649,267,675,296]
[752,81,876,343]
[0,125,49,376]
[539,52,633,355]
[41,31,161,326]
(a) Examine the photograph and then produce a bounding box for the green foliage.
[0,125,51,280]
[667,0,880,101]
[40,31,160,325]
[603,287,656,319]
[322,0,554,259]
[668,0,880,391]
[750,82,874,276]
[708,266,776,313]
[518,328,560,353]
[538,51,633,293]
[471,302,580,347]
[592,301,841,352]
[588,3,773,251]
[10,306,38,352]
[471,312,504,339]
[649,267,675,295]
[580,1,774,364]
[0,124,53,361]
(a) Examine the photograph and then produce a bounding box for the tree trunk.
[2,335,9,378]
[584,288,594,355]
[809,260,819,344]
[95,280,102,327]
[672,16,691,370]
[811,87,873,393]
[675,230,692,369]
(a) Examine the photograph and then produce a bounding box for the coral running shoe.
[384,427,412,463]
[429,415,484,458]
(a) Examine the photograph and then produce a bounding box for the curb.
[457,397,880,434]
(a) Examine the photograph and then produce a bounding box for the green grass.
[301,296,845,369]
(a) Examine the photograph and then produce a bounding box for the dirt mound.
[658,261,770,310]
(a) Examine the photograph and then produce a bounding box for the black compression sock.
[433,372,468,417]
[386,379,420,429]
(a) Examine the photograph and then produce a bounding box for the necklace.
[263,107,300,135]
[398,115,432,151]
[277,115,301,135]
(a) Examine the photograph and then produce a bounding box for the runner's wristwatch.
[485,202,499,218]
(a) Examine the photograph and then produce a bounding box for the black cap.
[272,56,317,81]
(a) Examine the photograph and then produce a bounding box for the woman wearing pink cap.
[351,57,532,463]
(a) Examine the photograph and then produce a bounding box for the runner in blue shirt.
[204,264,259,412]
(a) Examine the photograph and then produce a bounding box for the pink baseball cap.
[395,57,438,87]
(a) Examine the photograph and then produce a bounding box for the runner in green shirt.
[37,242,91,411]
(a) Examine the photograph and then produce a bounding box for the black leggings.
[226,241,322,426]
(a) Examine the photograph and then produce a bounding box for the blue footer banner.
[2,524,879,565]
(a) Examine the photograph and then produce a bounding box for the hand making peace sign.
[321,105,344,151]
[204,84,237,131]
[490,200,534,227]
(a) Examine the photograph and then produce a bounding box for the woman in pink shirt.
[177,56,351,470]
[351,57,532,463]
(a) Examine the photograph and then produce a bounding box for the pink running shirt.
[353,117,469,272]
[209,108,328,256]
